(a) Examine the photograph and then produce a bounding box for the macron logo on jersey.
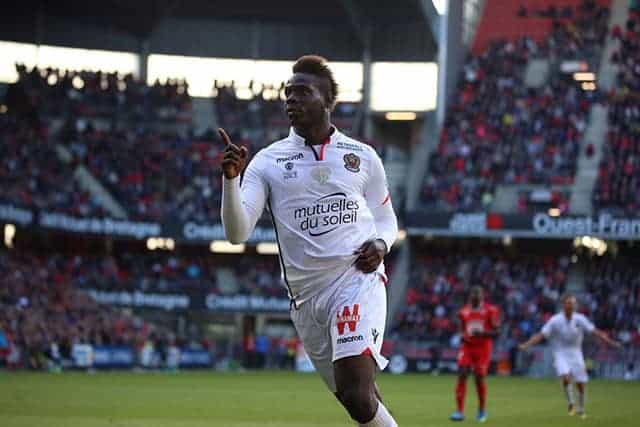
[276,153,304,163]
[337,304,361,335]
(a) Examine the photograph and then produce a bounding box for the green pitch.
[0,371,638,426]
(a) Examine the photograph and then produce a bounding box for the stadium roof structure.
[1,0,439,61]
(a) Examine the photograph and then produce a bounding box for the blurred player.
[519,292,622,419]
[450,286,500,423]
[219,55,399,426]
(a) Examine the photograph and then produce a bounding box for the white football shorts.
[290,270,389,392]
[553,350,589,383]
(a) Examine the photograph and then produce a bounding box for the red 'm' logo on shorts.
[337,304,360,335]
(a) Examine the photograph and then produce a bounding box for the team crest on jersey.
[311,166,332,184]
[343,153,360,173]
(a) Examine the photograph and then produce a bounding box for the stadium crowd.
[391,248,571,344]
[583,254,640,340]
[8,64,191,122]
[0,249,295,370]
[422,0,608,212]
[392,247,640,351]
[1,65,377,223]
[0,251,181,370]
[593,4,640,215]
[0,113,103,217]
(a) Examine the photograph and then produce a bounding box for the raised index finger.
[218,128,232,146]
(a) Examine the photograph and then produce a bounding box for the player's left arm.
[583,316,623,349]
[354,148,398,273]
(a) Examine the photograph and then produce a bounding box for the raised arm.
[219,128,268,244]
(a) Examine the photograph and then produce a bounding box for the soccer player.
[450,286,500,423]
[518,292,622,418]
[219,55,399,426]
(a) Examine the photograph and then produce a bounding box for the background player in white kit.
[519,293,622,418]
[219,55,399,426]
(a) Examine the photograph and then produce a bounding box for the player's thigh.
[330,272,388,371]
[290,301,336,391]
[570,356,589,383]
[473,348,491,377]
[458,345,473,372]
[553,354,571,377]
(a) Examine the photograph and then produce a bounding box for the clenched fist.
[353,239,387,273]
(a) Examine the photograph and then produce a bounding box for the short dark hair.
[560,292,575,303]
[292,55,338,109]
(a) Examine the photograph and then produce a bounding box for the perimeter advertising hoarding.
[85,289,290,313]
[71,345,212,369]
[406,212,640,240]
[3,202,639,241]
[0,203,275,242]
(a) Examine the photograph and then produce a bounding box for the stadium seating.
[0,114,103,216]
[583,254,640,337]
[0,251,174,369]
[422,0,609,212]
[391,248,570,345]
[391,247,640,353]
[473,0,611,54]
[1,65,371,223]
[592,5,640,216]
[0,249,288,369]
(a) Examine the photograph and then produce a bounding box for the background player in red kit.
[450,286,500,423]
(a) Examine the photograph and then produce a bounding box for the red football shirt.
[458,302,500,348]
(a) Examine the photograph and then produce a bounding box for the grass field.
[0,371,638,427]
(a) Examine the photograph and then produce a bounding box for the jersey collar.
[288,126,342,145]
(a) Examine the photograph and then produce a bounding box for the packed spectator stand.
[390,243,640,373]
[0,249,287,370]
[392,246,571,345]
[422,0,609,212]
[593,2,640,216]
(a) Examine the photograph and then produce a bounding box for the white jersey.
[224,127,396,305]
[541,312,595,355]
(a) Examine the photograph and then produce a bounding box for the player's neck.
[296,120,332,146]
[563,310,573,320]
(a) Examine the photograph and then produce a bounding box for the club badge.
[311,166,332,184]
[343,153,360,173]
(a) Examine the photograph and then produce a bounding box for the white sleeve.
[221,154,269,244]
[541,317,555,338]
[365,149,398,253]
[578,314,596,334]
